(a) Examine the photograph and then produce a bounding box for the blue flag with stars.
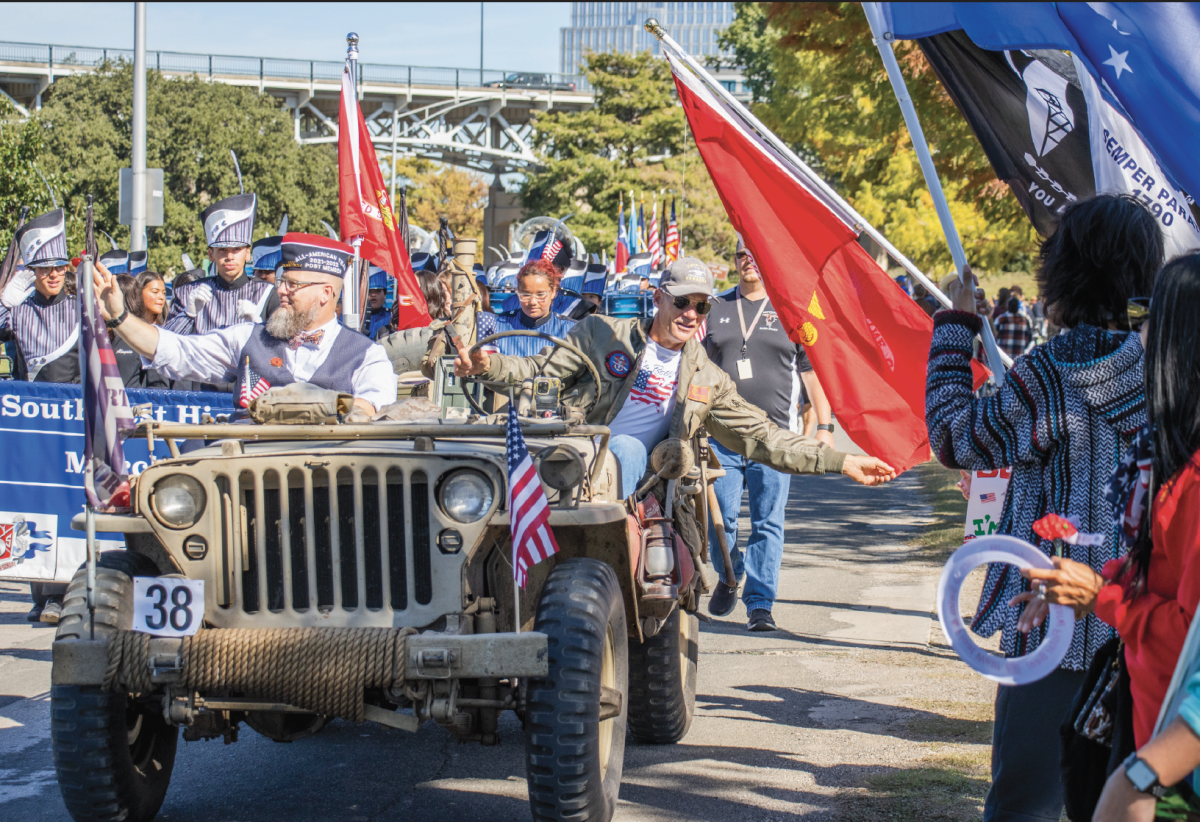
[879,2,1200,207]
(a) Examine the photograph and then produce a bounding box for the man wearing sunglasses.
[93,233,397,417]
[455,255,896,499]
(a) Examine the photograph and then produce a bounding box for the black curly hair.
[1037,194,1163,329]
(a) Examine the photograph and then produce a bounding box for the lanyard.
[736,288,770,358]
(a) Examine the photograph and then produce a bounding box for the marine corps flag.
[338,51,429,330]
[667,51,957,474]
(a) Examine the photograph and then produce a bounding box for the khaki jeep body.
[50,417,703,822]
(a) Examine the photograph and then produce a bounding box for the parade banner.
[0,381,233,583]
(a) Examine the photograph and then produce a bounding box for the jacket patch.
[606,351,631,378]
[687,384,711,403]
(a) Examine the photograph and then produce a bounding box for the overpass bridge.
[0,40,595,176]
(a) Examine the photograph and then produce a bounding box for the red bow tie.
[288,330,325,350]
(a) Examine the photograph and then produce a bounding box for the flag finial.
[644,18,664,38]
[346,32,360,59]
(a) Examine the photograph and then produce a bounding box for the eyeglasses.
[671,295,712,315]
[517,291,554,302]
[1126,297,1151,327]
[277,277,324,293]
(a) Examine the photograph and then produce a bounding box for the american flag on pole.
[542,235,563,262]
[664,198,680,264]
[647,202,662,268]
[239,356,272,409]
[80,197,133,511]
[506,404,559,587]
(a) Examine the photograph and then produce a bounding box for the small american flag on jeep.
[239,356,272,408]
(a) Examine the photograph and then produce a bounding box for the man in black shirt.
[703,238,833,631]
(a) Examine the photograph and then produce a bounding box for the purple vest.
[232,324,374,401]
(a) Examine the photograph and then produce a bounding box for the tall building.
[560,2,747,95]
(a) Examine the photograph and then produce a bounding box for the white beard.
[265,303,320,340]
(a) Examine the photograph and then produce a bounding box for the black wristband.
[816,423,835,433]
[105,307,128,329]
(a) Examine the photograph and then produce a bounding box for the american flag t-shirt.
[507,404,559,587]
[629,365,677,409]
[606,339,683,451]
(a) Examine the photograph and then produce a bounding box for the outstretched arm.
[94,262,161,358]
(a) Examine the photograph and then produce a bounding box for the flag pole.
[344,32,363,331]
[78,251,98,638]
[861,2,1007,380]
[644,17,1012,372]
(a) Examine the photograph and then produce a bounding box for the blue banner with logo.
[0,381,233,582]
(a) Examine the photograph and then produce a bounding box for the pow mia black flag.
[918,31,1096,236]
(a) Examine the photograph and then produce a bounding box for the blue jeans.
[609,434,648,499]
[707,438,790,613]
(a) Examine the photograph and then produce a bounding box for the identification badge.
[736,359,753,380]
[133,577,204,637]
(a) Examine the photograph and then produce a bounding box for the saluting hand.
[93,262,125,321]
[842,455,897,486]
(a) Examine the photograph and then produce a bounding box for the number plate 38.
[133,577,205,637]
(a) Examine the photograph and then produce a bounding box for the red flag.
[669,54,975,474]
[338,58,430,330]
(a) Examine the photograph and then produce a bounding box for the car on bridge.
[488,72,575,91]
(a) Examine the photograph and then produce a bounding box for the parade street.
[0,434,996,822]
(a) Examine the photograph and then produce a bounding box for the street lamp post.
[131,2,147,252]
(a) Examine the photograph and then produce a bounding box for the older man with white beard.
[94,233,396,416]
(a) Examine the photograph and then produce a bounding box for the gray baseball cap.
[659,256,714,298]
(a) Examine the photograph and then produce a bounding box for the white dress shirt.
[151,317,397,410]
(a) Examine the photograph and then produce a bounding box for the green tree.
[719,2,1037,275]
[0,98,69,253]
[521,51,736,269]
[34,62,340,276]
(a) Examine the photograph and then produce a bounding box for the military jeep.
[49,331,712,822]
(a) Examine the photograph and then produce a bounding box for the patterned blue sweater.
[926,310,1145,671]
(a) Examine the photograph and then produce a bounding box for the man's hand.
[453,341,490,378]
[93,262,125,321]
[842,455,897,486]
[957,469,972,500]
[946,264,989,315]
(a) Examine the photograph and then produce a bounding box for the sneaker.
[26,603,44,622]
[39,599,62,624]
[747,609,777,632]
[707,582,739,617]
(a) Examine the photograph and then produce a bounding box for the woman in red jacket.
[1019,252,1200,751]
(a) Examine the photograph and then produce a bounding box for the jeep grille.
[191,457,498,629]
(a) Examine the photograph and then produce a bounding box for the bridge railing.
[0,40,581,91]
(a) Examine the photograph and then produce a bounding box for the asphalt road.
[0,438,994,822]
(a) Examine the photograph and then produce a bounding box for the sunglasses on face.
[671,295,712,315]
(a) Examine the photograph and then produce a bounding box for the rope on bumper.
[103,627,418,722]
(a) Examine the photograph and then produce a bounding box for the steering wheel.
[460,330,604,419]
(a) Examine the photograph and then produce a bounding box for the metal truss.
[294,95,542,174]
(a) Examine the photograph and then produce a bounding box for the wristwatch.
[1123,752,1167,797]
[816,423,835,433]
[105,308,128,330]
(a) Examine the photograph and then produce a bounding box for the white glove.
[236,298,262,323]
[0,268,35,309]
[185,285,212,318]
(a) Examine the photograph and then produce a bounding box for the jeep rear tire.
[524,558,628,822]
[52,551,179,822]
[627,607,698,744]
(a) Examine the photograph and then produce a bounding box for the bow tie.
[288,330,325,350]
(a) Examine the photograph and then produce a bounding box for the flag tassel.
[861,2,1007,380]
[643,16,1012,372]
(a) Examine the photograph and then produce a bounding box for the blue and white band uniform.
[0,290,80,383]
[147,318,398,411]
[476,310,577,358]
[163,274,279,336]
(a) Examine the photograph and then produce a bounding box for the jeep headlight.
[438,470,494,523]
[150,475,207,529]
